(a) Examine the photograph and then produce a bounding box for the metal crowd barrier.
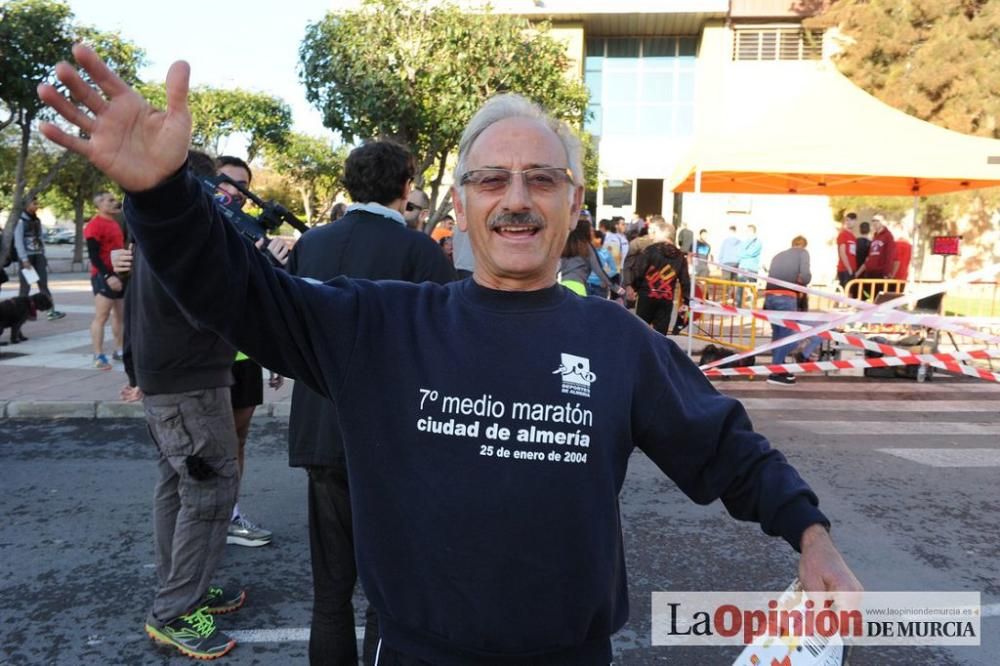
[691,276,759,351]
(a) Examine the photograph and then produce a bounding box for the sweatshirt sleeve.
[123,168,361,401]
[14,217,27,259]
[86,238,112,276]
[633,338,829,551]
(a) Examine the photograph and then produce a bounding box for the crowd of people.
[29,43,863,665]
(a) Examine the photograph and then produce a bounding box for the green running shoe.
[145,607,235,660]
[202,585,246,615]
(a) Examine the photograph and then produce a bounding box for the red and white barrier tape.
[703,352,1000,383]
[692,300,999,359]
[693,257,1000,369]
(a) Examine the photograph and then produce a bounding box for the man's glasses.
[460,167,574,195]
[405,201,425,212]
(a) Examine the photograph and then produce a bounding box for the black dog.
[0,293,54,344]
[698,344,756,380]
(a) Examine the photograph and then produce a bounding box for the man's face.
[615,219,626,234]
[96,194,121,217]
[746,226,756,238]
[845,216,857,232]
[217,164,251,209]
[452,117,582,291]
[404,190,429,228]
[871,216,885,233]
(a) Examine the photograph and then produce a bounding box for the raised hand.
[37,44,192,192]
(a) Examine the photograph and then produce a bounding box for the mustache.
[487,212,545,230]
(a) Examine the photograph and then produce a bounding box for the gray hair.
[454,94,584,201]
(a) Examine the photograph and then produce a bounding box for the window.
[602,180,633,208]
[732,28,823,61]
[584,37,698,138]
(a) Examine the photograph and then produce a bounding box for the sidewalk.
[0,274,292,419]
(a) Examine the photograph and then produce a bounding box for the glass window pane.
[674,104,695,136]
[678,37,697,56]
[639,105,672,136]
[585,105,602,135]
[644,71,675,103]
[586,38,604,58]
[643,37,675,57]
[585,56,603,72]
[606,38,639,58]
[677,71,696,102]
[602,106,638,136]
[604,70,638,103]
[603,180,633,208]
[585,70,603,103]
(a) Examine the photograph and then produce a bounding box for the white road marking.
[228,627,366,643]
[742,399,1000,412]
[878,448,1000,467]
[786,421,1000,436]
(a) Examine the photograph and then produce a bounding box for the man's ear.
[402,179,413,201]
[453,186,468,232]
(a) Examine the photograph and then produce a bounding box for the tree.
[0,0,75,264]
[805,0,1000,277]
[299,0,590,225]
[141,84,292,161]
[809,0,1000,138]
[261,132,347,226]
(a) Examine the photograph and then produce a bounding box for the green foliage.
[140,84,292,161]
[813,0,1000,138]
[0,0,75,128]
[261,132,347,225]
[299,0,590,200]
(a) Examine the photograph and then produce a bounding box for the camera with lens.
[197,174,308,242]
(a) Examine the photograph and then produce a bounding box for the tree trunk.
[73,189,86,265]
[1,114,34,266]
[427,150,449,222]
[300,186,314,226]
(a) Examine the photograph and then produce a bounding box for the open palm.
[37,44,192,192]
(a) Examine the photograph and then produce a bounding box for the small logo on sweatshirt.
[553,353,596,397]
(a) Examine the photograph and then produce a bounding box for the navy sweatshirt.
[125,170,829,665]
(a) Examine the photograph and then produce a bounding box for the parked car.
[46,228,76,245]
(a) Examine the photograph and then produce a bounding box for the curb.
[0,400,291,420]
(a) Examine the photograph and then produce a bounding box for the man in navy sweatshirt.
[40,45,861,665]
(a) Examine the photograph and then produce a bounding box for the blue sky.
[67,0,336,155]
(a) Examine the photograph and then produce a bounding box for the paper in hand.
[21,266,40,284]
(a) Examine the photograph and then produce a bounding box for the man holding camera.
[42,46,860,664]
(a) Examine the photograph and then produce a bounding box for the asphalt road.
[1,379,998,665]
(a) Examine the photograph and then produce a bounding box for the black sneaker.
[145,607,235,660]
[767,373,796,386]
[201,585,246,615]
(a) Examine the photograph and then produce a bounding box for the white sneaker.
[226,515,272,547]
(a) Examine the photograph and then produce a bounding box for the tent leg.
[687,171,701,357]
[910,195,920,279]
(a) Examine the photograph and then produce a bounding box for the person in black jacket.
[629,218,691,336]
[287,139,455,665]
[116,150,246,660]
